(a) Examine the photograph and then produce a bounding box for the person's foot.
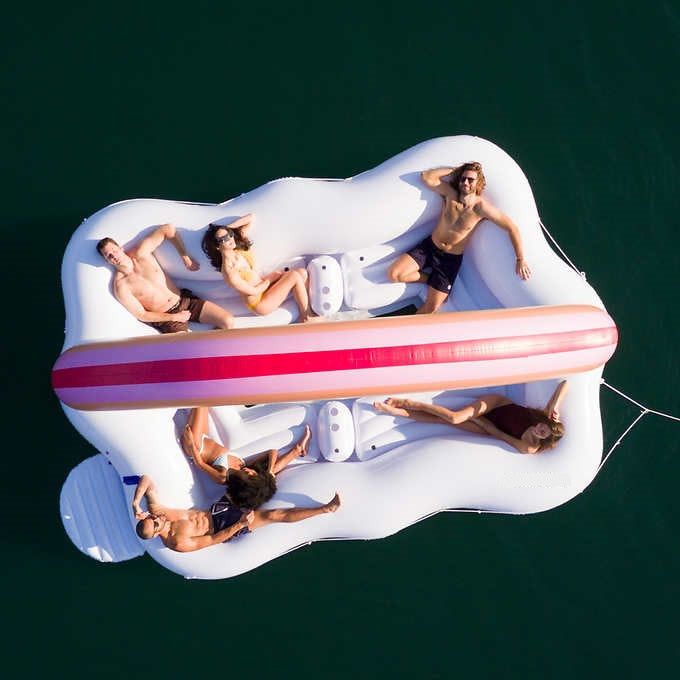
[296,424,312,457]
[323,492,341,513]
[386,397,413,408]
[301,313,324,323]
[373,399,409,417]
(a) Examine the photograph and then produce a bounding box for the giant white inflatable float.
[55,136,617,579]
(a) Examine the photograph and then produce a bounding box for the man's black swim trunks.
[210,496,250,542]
[406,236,463,295]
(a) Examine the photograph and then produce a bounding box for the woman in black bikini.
[181,406,314,508]
[373,380,568,454]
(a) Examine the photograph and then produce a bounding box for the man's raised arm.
[136,223,200,271]
[421,168,457,198]
[132,475,162,519]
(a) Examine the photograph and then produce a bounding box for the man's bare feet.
[324,492,341,513]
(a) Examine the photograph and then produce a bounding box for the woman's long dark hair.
[226,462,277,510]
[202,223,253,271]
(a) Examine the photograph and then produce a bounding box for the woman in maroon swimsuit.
[374,380,568,454]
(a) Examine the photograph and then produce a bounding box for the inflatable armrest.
[317,401,355,461]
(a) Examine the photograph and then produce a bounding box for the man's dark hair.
[96,237,119,255]
[136,518,153,540]
[226,470,277,510]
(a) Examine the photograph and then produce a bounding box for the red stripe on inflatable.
[52,327,617,390]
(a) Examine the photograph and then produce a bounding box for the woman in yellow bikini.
[202,213,317,322]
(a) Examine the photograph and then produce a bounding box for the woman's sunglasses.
[215,229,235,245]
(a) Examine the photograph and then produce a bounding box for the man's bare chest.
[174,512,210,536]
[440,203,480,236]
[129,260,167,289]
[124,271,164,297]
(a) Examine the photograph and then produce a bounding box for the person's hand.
[133,505,149,520]
[175,310,192,322]
[241,511,255,528]
[182,254,200,272]
[516,258,531,280]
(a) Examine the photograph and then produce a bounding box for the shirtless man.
[388,162,532,314]
[132,475,341,553]
[97,222,234,333]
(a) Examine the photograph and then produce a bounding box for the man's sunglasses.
[215,229,235,244]
[460,176,476,184]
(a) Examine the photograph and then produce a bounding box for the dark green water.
[3,1,679,677]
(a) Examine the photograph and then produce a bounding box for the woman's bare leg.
[186,407,210,444]
[292,268,320,322]
[271,424,312,473]
[373,401,487,434]
[254,269,316,321]
[374,395,511,432]
[374,400,457,424]
[182,407,227,463]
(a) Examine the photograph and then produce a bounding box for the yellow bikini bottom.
[245,294,262,311]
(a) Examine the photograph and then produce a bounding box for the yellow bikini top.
[237,250,256,282]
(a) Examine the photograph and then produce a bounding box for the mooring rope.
[538,219,587,280]
[538,218,679,467]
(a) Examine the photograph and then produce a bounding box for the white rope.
[539,219,587,279]
[597,381,680,472]
[598,409,648,473]
[602,380,680,421]
[538,218,680,468]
